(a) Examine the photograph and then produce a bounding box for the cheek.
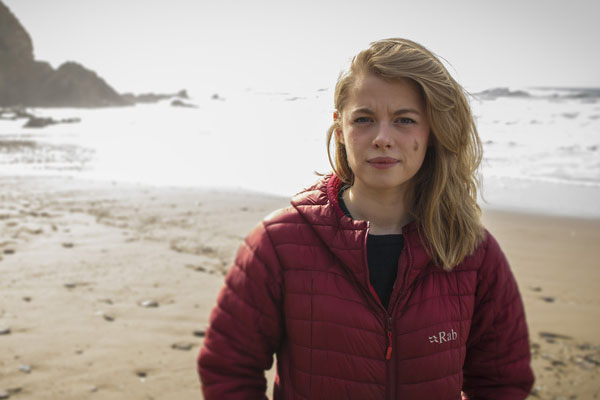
[413,140,419,152]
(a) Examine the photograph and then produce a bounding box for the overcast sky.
[4,0,600,95]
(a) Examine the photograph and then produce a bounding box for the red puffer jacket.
[198,174,534,399]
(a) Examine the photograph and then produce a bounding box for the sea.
[1,86,599,218]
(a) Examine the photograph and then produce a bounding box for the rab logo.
[429,328,458,344]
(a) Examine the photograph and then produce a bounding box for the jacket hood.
[290,174,432,293]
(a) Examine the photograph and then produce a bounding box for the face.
[337,74,430,194]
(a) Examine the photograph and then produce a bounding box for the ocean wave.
[0,139,94,169]
[475,87,600,101]
[529,87,600,101]
[482,171,600,189]
[473,87,531,99]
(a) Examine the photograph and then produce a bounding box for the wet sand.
[0,175,599,399]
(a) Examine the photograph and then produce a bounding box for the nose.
[372,122,393,149]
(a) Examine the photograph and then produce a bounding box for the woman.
[198,38,534,399]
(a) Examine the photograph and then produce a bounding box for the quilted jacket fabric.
[198,174,534,399]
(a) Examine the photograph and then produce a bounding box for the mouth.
[367,157,400,169]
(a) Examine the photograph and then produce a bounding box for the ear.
[336,128,345,145]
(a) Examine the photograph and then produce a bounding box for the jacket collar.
[291,174,433,293]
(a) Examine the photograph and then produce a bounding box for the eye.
[353,116,372,124]
[396,117,416,124]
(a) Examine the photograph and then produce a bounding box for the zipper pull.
[385,317,393,360]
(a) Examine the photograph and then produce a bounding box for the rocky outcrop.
[475,87,531,100]
[171,99,197,108]
[0,1,128,107]
[121,89,189,104]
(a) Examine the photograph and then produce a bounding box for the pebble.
[0,327,10,335]
[140,300,159,308]
[0,389,7,399]
[22,296,31,302]
[62,242,74,248]
[539,332,572,340]
[3,249,15,255]
[185,264,206,272]
[22,225,43,235]
[64,282,77,289]
[95,310,115,322]
[18,365,31,374]
[103,314,115,322]
[541,296,556,303]
[171,342,194,351]
[193,330,206,338]
[584,353,600,366]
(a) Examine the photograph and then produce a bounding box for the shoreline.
[1,175,599,399]
[2,170,600,220]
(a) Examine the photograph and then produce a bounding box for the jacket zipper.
[384,227,413,399]
[385,315,393,360]
[362,221,399,399]
[385,312,395,400]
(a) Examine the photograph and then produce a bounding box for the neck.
[343,181,411,235]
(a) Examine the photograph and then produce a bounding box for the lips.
[367,157,400,169]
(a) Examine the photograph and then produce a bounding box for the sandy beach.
[1,175,599,399]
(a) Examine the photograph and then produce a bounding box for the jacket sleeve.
[462,232,535,399]
[198,221,284,400]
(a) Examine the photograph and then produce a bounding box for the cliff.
[0,1,129,107]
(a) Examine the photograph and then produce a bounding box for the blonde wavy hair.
[326,38,484,270]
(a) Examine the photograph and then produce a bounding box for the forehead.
[345,74,425,112]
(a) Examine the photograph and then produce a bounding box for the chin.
[361,175,410,192]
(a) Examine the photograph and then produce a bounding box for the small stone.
[23,225,43,235]
[0,389,8,399]
[539,332,572,340]
[6,388,21,396]
[584,353,600,366]
[171,342,194,351]
[140,300,159,308]
[3,249,15,255]
[136,370,147,378]
[18,365,31,374]
[90,386,98,393]
[193,330,206,338]
[96,310,114,322]
[0,327,10,335]
[185,264,206,272]
[62,242,74,248]
[22,296,31,302]
[64,282,77,289]
[541,296,555,303]
[530,286,542,292]
[103,314,115,322]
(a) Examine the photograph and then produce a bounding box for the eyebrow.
[350,107,422,116]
